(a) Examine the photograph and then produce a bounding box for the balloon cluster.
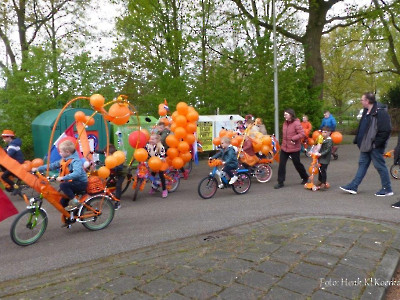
[128,101,199,172]
[21,158,44,172]
[311,130,343,145]
[97,150,126,179]
[213,129,273,156]
[74,110,95,126]
[165,102,199,169]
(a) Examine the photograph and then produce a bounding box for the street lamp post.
[272,0,279,140]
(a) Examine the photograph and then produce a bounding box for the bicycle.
[10,172,118,246]
[131,162,180,201]
[384,150,399,180]
[238,157,273,183]
[198,159,251,199]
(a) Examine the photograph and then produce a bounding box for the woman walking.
[274,108,309,189]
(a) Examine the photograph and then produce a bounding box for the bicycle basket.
[87,176,105,195]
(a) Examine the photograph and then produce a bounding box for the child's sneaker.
[162,190,168,198]
[229,176,238,185]
[149,188,156,195]
[65,198,81,211]
[218,184,224,189]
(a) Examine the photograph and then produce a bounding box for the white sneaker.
[218,184,224,189]
[229,176,238,185]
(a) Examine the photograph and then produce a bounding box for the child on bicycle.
[315,127,333,190]
[1,129,24,193]
[210,136,239,188]
[145,133,168,198]
[33,140,88,210]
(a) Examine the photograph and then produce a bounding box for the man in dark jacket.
[1,129,24,192]
[340,92,393,197]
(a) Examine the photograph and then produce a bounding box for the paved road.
[0,136,399,283]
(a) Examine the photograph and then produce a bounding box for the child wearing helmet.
[1,130,24,192]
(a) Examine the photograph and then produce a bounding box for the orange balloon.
[141,129,150,141]
[252,140,262,152]
[148,156,162,172]
[167,147,179,159]
[184,133,196,145]
[236,135,243,144]
[171,111,179,122]
[312,130,320,141]
[165,156,173,166]
[159,108,167,116]
[160,161,169,171]
[134,148,148,162]
[186,110,199,122]
[331,131,343,144]
[113,150,126,165]
[85,116,95,126]
[172,157,184,169]
[308,138,315,146]
[261,135,272,147]
[174,127,187,139]
[219,129,227,137]
[74,111,86,122]
[22,161,32,171]
[105,156,118,169]
[175,115,187,128]
[166,134,179,148]
[226,131,234,138]
[31,158,44,168]
[170,123,177,132]
[160,117,170,126]
[108,103,131,125]
[159,103,165,110]
[186,122,197,134]
[98,166,111,179]
[231,137,239,147]
[180,151,192,163]
[176,102,189,115]
[90,94,105,108]
[213,137,221,146]
[261,145,271,155]
[178,141,190,153]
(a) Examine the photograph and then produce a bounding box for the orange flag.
[0,189,18,222]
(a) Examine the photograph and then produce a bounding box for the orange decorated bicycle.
[3,94,141,246]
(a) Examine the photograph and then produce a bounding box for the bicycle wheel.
[133,177,143,201]
[81,195,115,231]
[390,164,400,179]
[255,164,272,183]
[120,173,133,195]
[198,176,218,199]
[166,171,180,193]
[232,173,251,194]
[10,208,48,246]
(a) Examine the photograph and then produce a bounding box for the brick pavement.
[1,215,399,299]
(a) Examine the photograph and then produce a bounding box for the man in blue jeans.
[340,92,393,197]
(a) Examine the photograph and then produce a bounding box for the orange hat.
[2,129,15,137]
